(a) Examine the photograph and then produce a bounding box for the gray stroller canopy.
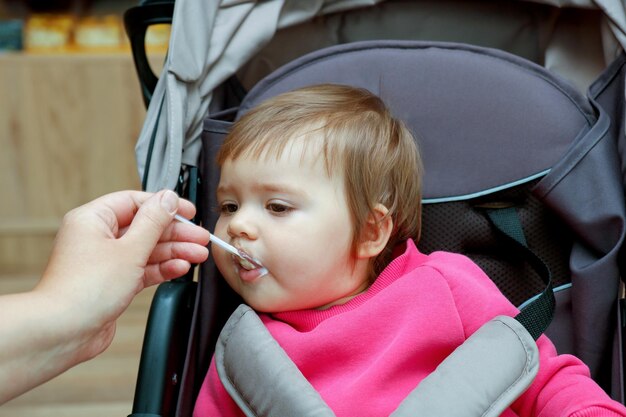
[135,0,626,191]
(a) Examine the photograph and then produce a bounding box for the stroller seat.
[128,39,626,417]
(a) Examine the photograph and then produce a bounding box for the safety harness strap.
[215,305,336,417]
[216,305,539,417]
[389,315,539,417]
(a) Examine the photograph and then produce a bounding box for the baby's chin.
[241,297,299,314]
[248,298,333,314]
[240,299,277,313]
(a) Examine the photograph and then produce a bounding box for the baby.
[193,84,626,416]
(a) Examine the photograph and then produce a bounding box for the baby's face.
[214,140,370,313]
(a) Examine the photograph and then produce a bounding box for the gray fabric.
[215,305,336,417]
[138,0,385,191]
[589,52,626,192]
[235,1,560,89]
[576,53,626,403]
[390,316,539,417]
[135,0,626,191]
[216,306,539,417]
[236,41,594,201]
[237,2,620,94]
[534,95,625,388]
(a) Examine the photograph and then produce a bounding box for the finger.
[176,199,198,221]
[119,220,209,244]
[90,190,196,232]
[147,242,209,265]
[122,190,179,260]
[85,190,154,231]
[159,222,210,245]
[143,259,192,286]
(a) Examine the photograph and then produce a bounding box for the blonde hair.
[217,84,423,279]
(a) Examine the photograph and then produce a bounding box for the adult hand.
[0,190,210,404]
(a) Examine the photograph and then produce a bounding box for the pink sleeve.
[512,338,626,417]
[193,356,245,417]
[430,252,626,417]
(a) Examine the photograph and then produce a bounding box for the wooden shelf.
[0,52,163,273]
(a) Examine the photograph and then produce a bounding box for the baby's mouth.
[232,249,269,279]
[233,247,264,269]
[235,255,259,271]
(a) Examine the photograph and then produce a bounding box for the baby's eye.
[266,202,293,214]
[220,203,238,214]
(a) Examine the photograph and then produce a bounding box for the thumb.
[123,190,179,259]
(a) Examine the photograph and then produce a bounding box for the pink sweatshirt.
[194,240,626,417]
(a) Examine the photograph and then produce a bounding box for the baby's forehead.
[219,138,344,194]
[238,130,337,170]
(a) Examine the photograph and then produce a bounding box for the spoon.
[174,214,265,270]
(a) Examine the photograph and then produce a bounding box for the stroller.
[123,1,626,416]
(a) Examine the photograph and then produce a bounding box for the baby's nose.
[227,209,258,240]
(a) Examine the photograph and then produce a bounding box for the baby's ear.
[357,204,393,259]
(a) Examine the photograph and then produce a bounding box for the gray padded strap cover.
[390,315,539,417]
[215,305,336,417]
[216,306,539,417]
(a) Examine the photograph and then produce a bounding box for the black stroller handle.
[124,1,174,107]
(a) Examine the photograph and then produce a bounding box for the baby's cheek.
[213,251,232,277]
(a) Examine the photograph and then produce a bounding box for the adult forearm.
[0,290,98,405]
[0,190,209,404]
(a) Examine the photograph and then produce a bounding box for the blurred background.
[0,0,168,415]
